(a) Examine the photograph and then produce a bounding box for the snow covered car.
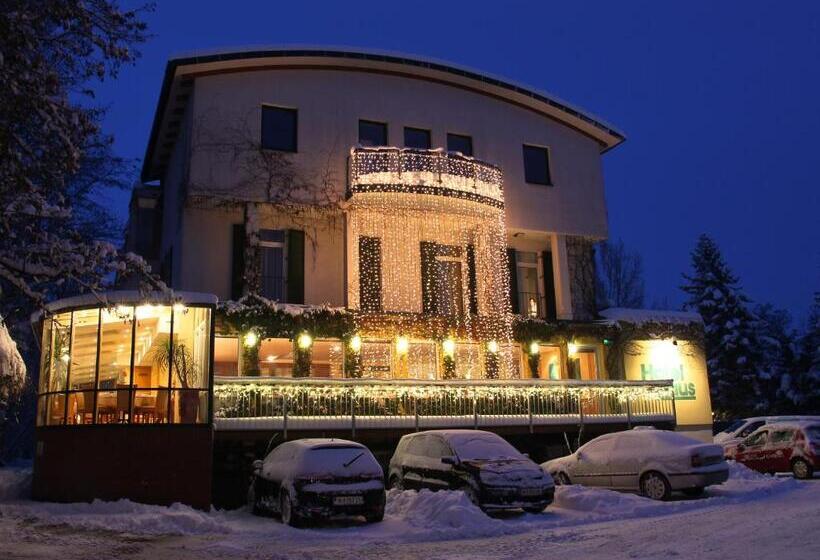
[388,429,554,513]
[731,421,819,479]
[543,428,729,500]
[247,439,386,526]
[715,416,819,455]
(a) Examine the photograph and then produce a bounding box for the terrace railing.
[348,147,504,207]
[213,378,676,434]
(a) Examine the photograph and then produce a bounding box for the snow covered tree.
[0,2,161,448]
[789,294,820,413]
[681,235,763,418]
[753,303,798,413]
[595,239,645,310]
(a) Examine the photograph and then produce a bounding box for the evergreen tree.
[681,235,762,418]
[790,294,820,413]
[753,303,798,413]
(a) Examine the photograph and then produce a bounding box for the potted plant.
[150,336,201,423]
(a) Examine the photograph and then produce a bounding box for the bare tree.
[188,107,344,297]
[595,239,645,310]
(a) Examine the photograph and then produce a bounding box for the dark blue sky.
[96,0,819,323]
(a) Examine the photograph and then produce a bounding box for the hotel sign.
[639,363,696,401]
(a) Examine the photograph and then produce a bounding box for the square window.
[261,106,297,152]
[404,127,431,149]
[523,145,552,185]
[359,120,388,147]
[447,133,473,156]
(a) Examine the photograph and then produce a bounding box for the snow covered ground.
[1,462,818,559]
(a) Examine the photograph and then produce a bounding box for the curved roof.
[141,46,626,182]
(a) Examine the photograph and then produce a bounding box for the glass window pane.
[170,390,208,423]
[570,348,599,380]
[408,342,437,380]
[66,391,95,425]
[455,343,482,379]
[361,341,391,379]
[98,307,134,391]
[133,389,169,424]
[539,345,562,380]
[69,309,99,390]
[214,337,239,376]
[447,133,473,156]
[36,395,48,426]
[359,120,388,147]
[96,389,131,424]
[172,306,210,389]
[311,340,344,378]
[261,246,285,300]
[404,127,431,149]
[259,338,294,377]
[261,106,297,152]
[523,145,552,185]
[45,393,66,425]
[134,305,172,389]
[49,312,72,392]
[38,318,53,394]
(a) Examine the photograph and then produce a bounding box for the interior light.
[173,303,186,313]
[265,355,276,363]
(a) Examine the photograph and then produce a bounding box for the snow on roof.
[599,308,703,326]
[32,291,218,322]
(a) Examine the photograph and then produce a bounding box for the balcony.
[349,147,504,207]
[212,377,676,433]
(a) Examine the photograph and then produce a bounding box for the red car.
[733,421,819,479]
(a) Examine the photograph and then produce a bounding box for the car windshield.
[806,426,820,442]
[721,420,745,434]
[450,434,522,461]
[299,446,381,477]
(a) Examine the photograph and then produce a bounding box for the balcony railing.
[213,378,676,433]
[349,147,504,207]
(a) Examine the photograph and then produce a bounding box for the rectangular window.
[359,120,388,147]
[538,345,563,380]
[260,229,286,301]
[515,251,541,317]
[523,145,552,185]
[310,340,345,378]
[359,236,382,312]
[569,347,599,380]
[421,242,465,317]
[407,342,437,380]
[447,133,473,156]
[214,337,239,376]
[455,343,482,379]
[261,105,297,152]
[360,341,392,379]
[404,127,431,149]
[97,307,134,424]
[259,338,295,377]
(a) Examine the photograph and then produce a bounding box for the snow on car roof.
[758,421,820,431]
[285,438,365,450]
[411,429,499,439]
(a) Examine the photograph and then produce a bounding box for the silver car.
[542,428,729,500]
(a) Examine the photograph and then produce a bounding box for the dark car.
[733,422,819,479]
[247,438,386,526]
[388,429,554,513]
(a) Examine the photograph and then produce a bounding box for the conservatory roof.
[141,46,626,182]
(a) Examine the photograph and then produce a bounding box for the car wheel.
[522,504,548,514]
[792,458,813,480]
[640,471,671,501]
[555,472,571,485]
[247,480,261,515]
[389,475,404,491]
[279,491,302,527]
[682,487,704,497]
[365,508,385,523]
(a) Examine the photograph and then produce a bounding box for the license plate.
[333,495,364,506]
[520,488,542,497]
